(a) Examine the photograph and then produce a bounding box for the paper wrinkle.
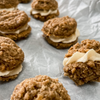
[63,49,100,66]
[1,0,100,100]
[49,29,80,43]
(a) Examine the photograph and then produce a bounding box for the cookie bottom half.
[43,34,78,49]
[0,26,31,41]
[63,61,100,85]
[31,10,59,22]
[0,74,18,81]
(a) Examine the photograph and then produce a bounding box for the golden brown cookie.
[42,16,79,49]
[31,0,58,11]
[0,36,24,72]
[65,39,100,57]
[11,75,71,100]
[63,39,100,85]
[31,0,59,21]
[18,0,31,3]
[0,0,19,8]
[0,10,31,41]
[31,9,59,22]
[0,74,18,81]
[0,37,24,82]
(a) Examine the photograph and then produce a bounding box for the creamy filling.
[63,49,100,66]
[0,7,17,11]
[0,24,29,34]
[0,65,23,77]
[49,29,80,43]
[31,9,58,16]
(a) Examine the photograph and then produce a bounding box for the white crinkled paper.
[0,0,100,100]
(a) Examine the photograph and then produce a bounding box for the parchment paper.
[0,0,100,100]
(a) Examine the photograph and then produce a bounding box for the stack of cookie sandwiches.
[0,10,31,41]
[0,37,24,81]
[11,75,71,100]
[63,39,100,85]
[42,16,80,49]
[0,0,19,11]
[30,0,59,21]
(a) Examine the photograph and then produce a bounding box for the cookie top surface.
[11,75,70,100]
[65,39,100,57]
[0,0,19,8]
[0,36,24,72]
[0,10,29,32]
[31,0,58,10]
[42,16,77,38]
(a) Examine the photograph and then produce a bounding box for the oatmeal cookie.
[0,26,31,41]
[42,16,79,49]
[30,9,59,22]
[31,0,58,11]
[0,37,24,81]
[11,75,70,100]
[0,0,19,8]
[65,39,100,57]
[0,74,18,81]
[0,36,24,72]
[42,16,77,37]
[63,39,100,85]
[31,0,59,21]
[43,34,78,49]
[0,10,31,40]
[19,0,31,3]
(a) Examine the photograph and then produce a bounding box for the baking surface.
[0,0,100,100]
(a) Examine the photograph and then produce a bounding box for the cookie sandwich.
[0,0,19,11]
[63,39,100,85]
[11,75,70,100]
[0,36,24,81]
[0,10,31,41]
[19,0,31,3]
[42,16,80,49]
[30,0,59,21]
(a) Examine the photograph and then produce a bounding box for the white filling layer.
[0,7,17,11]
[31,9,58,16]
[0,65,23,77]
[0,24,29,34]
[63,49,100,66]
[49,29,80,43]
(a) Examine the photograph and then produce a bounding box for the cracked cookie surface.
[42,16,77,37]
[11,75,71,100]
